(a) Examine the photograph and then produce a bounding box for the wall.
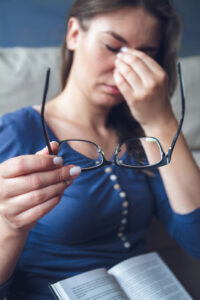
[0,0,199,57]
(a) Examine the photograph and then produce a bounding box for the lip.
[105,84,121,96]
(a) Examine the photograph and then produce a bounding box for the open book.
[50,252,192,300]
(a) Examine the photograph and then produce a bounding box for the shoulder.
[1,105,37,125]
[0,106,41,138]
[0,106,45,162]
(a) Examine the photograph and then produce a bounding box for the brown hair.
[61,0,182,142]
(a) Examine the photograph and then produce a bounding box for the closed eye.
[105,44,121,53]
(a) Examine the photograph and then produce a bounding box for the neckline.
[27,106,128,163]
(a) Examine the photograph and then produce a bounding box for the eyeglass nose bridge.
[98,146,119,166]
[104,160,116,166]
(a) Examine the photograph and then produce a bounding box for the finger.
[9,196,61,230]
[0,154,63,179]
[122,48,164,74]
[36,147,48,155]
[115,57,142,91]
[123,49,169,94]
[36,141,59,155]
[117,52,154,86]
[4,165,81,198]
[113,68,134,104]
[3,181,72,216]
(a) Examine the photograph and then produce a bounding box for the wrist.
[0,215,29,284]
[0,214,30,239]
[142,115,179,151]
[142,111,177,137]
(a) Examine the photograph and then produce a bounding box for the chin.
[98,94,124,108]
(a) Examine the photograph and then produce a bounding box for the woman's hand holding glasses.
[0,141,81,234]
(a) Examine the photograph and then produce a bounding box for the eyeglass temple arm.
[166,62,185,163]
[41,68,53,155]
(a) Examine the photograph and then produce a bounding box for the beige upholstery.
[171,56,200,151]
[0,47,61,114]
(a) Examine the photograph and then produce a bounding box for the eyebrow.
[102,30,128,44]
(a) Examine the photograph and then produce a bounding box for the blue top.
[0,107,200,300]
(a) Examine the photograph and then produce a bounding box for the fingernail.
[69,166,81,176]
[120,47,128,52]
[116,52,122,58]
[53,157,63,165]
[115,59,119,65]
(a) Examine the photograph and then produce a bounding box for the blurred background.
[0,1,200,298]
[0,0,199,55]
[0,0,72,48]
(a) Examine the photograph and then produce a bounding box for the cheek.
[83,43,115,74]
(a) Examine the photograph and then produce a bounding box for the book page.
[51,268,128,300]
[108,252,193,300]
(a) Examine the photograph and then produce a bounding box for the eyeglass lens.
[57,138,163,169]
[59,140,103,169]
[118,137,163,167]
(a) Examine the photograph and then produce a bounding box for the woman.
[0,0,200,299]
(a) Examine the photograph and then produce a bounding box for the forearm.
[143,117,200,214]
[114,47,200,213]
[0,216,28,284]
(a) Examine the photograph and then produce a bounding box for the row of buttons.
[105,167,131,249]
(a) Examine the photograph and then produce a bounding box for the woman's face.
[67,6,162,108]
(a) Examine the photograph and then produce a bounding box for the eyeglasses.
[40,63,185,171]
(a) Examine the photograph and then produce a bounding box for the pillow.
[0,47,62,114]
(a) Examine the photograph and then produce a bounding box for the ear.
[66,18,82,51]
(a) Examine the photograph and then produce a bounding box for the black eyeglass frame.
[40,62,185,171]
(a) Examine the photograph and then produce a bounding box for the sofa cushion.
[0,47,61,114]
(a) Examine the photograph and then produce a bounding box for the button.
[120,192,126,198]
[122,210,128,215]
[118,232,123,237]
[122,201,129,208]
[121,218,127,225]
[121,236,127,241]
[119,226,125,232]
[110,174,117,181]
[124,242,131,248]
[105,167,112,173]
[114,184,120,190]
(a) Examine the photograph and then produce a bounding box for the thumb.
[36,141,59,155]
